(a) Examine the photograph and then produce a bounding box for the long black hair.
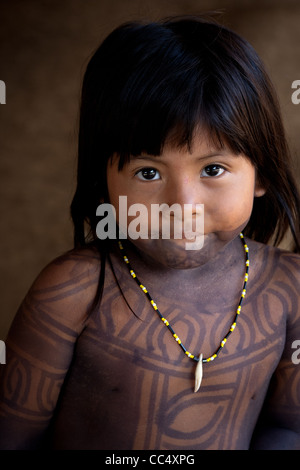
[71,15,300,256]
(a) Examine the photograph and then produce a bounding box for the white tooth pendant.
[194,353,203,392]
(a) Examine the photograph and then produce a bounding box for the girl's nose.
[164,175,201,210]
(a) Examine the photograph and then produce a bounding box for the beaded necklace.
[118,232,249,392]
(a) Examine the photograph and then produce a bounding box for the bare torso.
[1,238,299,449]
[47,239,287,449]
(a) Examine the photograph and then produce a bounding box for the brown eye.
[136,168,160,180]
[201,165,225,177]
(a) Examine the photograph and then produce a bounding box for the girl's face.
[106,134,265,269]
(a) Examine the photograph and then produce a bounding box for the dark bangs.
[72,16,300,251]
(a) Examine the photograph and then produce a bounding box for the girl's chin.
[127,230,242,270]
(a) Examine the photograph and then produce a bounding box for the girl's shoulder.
[247,238,300,287]
[32,244,101,294]
[21,245,102,333]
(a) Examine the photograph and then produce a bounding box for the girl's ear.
[254,170,267,197]
[254,180,266,197]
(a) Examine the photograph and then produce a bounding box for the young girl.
[1,15,300,450]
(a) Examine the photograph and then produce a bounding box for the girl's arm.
[0,249,100,449]
[250,355,300,449]
[251,254,300,450]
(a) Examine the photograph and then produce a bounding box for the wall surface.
[0,0,299,338]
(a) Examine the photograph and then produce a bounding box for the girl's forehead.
[115,129,228,161]
[165,130,227,154]
[132,134,230,160]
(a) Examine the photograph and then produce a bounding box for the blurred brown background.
[0,0,300,339]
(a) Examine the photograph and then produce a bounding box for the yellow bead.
[185,351,194,359]
[140,284,148,293]
[173,334,182,344]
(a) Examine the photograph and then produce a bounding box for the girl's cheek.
[206,194,253,229]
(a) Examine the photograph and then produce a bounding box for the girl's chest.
[58,287,286,450]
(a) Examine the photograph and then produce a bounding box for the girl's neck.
[112,234,246,302]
